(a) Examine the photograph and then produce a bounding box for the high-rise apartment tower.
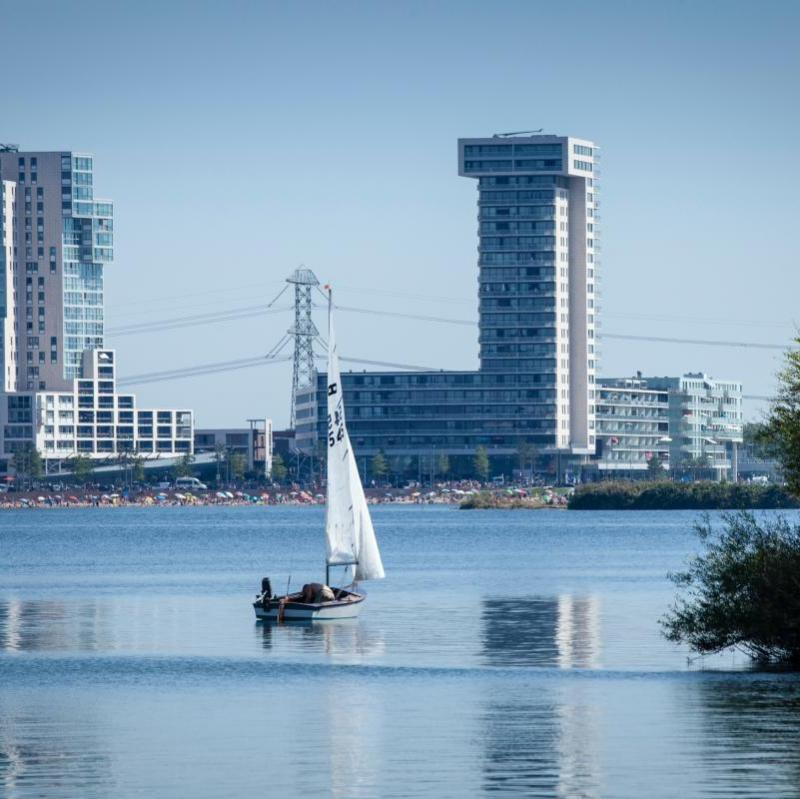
[0,149,112,392]
[458,134,598,454]
[295,133,599,469]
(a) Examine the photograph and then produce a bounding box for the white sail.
[325,300,385,582]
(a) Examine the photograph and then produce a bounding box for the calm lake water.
[2,505,800,798]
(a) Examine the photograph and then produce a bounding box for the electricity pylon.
[286,266,320,428]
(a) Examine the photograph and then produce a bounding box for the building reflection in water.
[481,595,601,669]
[325,676,384,799]
[0,599,114,653]
[480,595,602,797]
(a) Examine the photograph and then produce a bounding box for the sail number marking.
[328,381,345,448]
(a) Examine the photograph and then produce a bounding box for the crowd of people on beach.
[0,479,567,510]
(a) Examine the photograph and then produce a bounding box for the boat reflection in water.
[257,618,386,661]
[0,598,114,653]
[481,595,601,669]
[481,596,602,797]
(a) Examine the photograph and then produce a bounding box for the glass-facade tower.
[0,149,113,390]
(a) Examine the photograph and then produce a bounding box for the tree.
[662,512,800,665]
[436,452,450,480]
[647,454,666,479]
[742,422,777,461]
[70,454,94,485]
[761,337,800,495]
[11,443,42,488]
[676,453,710,482]
[214,442,226,484]
[229,451,247,482]
[473,446,490,482]
[389,456,407,485]
[173,453,195,479]
[270,453,287,483]
[132,456,146,484]
[517,441,537,474]
[370,451,389,482]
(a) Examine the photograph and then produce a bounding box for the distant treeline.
[568,481,800,511]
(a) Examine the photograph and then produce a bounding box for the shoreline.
[0,488,475,510]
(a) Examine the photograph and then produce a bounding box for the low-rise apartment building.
[596,372,743,480]
[595,375,671,476]
[0,348,193,464]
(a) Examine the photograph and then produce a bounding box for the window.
[573,160,592,172]
[573,144,593,156]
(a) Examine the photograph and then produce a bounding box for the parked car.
[174,477,208,491]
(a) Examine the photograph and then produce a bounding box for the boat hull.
[253,588,365,621]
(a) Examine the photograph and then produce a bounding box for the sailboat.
[253,287,385,621]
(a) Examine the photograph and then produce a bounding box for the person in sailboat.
[300,582,335,604]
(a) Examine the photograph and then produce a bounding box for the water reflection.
[481,685,600,798]
[482,596,601,668]
[0,701,113,798]
[0,599,114,653]
[326,679,384,799]
[693,678,800,797]
[257,619,386,661]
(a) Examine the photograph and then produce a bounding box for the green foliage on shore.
[760,337,800,495]
[473,446,490,481]
[662,512,800,665]
[459,491,555,510]
[69,454,94,485]
[568,480,799,511]
[270,453,287,483]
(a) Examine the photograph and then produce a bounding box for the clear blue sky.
[3,0,799,427]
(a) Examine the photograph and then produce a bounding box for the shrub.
[662,512,800,665]
[568,481,799,511]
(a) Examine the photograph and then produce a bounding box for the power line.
[334,304,475,327]
[601,333,787,351]
[117,355,292,387]
[110,279,793,329]
[106,279,286,315]
[102,278,795,350]
[117,353,439,387]
[341,356,439,372]
[107,305,291,337]
[116,354,779,402]
[607,311,791,329]
[105,296,791,354]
